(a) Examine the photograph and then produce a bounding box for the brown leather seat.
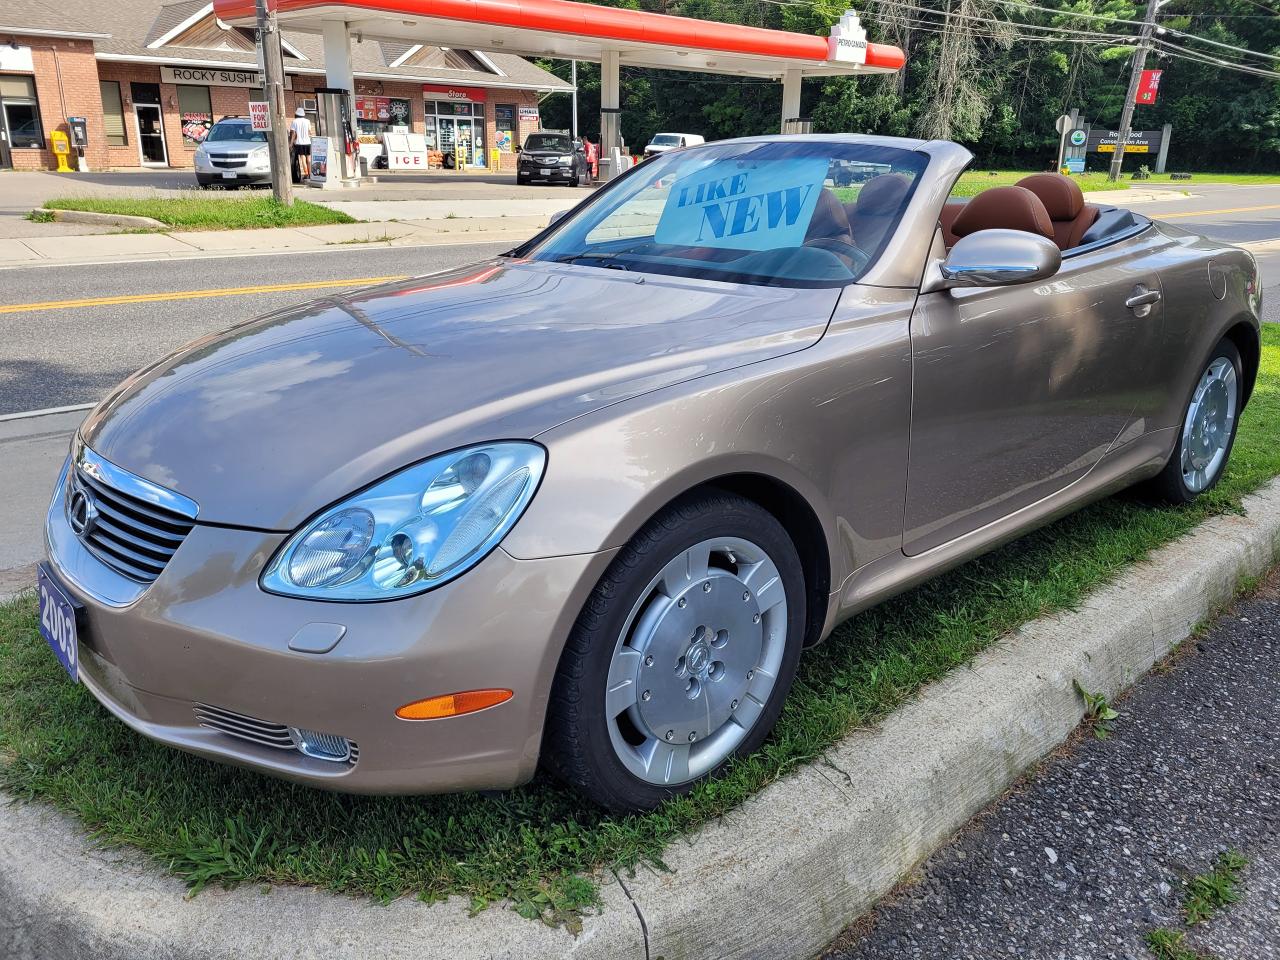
[805,187,855,246]
[939,200,965,248]
[845,174,911,252]
[1015,173,1099,250]
[949,185,1055,243]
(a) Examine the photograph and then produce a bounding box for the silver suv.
[194,117,272,188]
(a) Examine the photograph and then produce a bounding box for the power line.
[1154,37,1280,76]
[1160,25,1280,63]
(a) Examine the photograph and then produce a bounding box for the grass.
[1146,928,1216,960]
[1143,172,1280,185]
[41,196,355,231]
[2,328,1278,922]
[1183,850,1248,925]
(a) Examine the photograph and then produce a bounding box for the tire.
[543,490,807,812]
[516,174,529,185]
[1144,338,1243,504]
[568,172,580,188]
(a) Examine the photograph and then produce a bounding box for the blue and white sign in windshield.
[654,158,829,251]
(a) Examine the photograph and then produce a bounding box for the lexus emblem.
[67,487,97,538]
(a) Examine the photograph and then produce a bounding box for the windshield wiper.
[553,253,630,271]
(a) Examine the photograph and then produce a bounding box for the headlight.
[251,146,270,161]
[261,442,545,601]
[558,155,573,165]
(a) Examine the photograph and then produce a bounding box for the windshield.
[518,140,927,288]
[524,134,571,152]
[650,135,680,146]
[207,122,267,143]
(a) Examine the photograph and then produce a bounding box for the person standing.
[289,107,313,180]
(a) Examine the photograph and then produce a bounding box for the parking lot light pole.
[256,0,293,205]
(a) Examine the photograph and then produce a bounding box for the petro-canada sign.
[828,10,869,65]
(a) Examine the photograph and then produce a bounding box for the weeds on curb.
[1073,680,1120,740]
[26,209,55,223]
[1146,928,1216,960]
[1184,850,1248,925]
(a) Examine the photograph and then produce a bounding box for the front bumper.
[45,468,615,794]
[518,163,575,182]
[196,170,271,186]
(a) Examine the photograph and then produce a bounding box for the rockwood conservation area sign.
[1086,128,1164,154]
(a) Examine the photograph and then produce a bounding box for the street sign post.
[1054,114,1071,173]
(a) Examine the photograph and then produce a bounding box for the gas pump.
[68,117,90,172]
[314,87,358,186]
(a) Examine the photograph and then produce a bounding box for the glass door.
[437,116,457,167]
[134,104,168,166]
[454,117,473,167]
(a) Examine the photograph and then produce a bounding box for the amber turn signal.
[395,689,513,720]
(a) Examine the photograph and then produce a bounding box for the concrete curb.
[4,480,1279,960]
[38,207,166,229]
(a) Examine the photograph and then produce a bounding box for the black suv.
[516,133,590,186]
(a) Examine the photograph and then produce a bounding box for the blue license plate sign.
[37,563,79,682]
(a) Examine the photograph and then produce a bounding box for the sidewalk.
[0,214,552,268]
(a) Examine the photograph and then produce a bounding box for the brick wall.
[6,35,108,172]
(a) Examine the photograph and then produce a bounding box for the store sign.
[1087,129,1164,154]
[160,66,292,89]
[248,101,270,131]
[518,105,540,123]
[1135,69,1162,105]
[423,84,487,102]
[827,9,869,65]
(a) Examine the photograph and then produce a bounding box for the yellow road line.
[0,275,410,315]
[1158,203,1280,220]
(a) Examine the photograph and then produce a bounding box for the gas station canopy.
[213,0,905,79]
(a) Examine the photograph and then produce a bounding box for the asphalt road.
[3,181,1280,417]
[823,571,1280,960]
[0,240,512,415]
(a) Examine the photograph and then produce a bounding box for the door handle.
[1125,285,1162,310]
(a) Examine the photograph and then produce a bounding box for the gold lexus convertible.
[39,135,1260,811]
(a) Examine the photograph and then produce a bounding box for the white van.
[643,133,706,157]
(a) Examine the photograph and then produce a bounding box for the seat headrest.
[950,185,1054,241]
[1016,173,1085,221]
[856,174,911,216]
[805,187,854,244]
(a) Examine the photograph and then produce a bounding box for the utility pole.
[256,0,293,204]
[1109,0,1160,182]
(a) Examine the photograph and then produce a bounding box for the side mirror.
[515,145,522,154]
[935,229,1061,289]
[547,209,570,228]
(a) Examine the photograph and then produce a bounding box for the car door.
[902,232,1166,556]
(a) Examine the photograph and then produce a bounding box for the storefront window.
[0,74,44,149]
[177,85,212,144]
[100,81,127,146]
[495,104,515,152]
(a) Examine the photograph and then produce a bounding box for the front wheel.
[1145,338,1243,504]
[544,491,806,812]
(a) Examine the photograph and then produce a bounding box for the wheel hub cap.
[1181,357,1238,493]
[605,536,788,786]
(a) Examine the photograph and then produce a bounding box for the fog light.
[395,689,512,720]
[289,727,352,761]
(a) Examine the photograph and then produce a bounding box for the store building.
[1,0,572,172]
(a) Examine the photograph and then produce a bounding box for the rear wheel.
[1146,338,1242,504]
[544,491,806,812]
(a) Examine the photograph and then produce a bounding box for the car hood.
[80,259,837,530]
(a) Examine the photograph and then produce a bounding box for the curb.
[3,480,1279,960]
[37,208,166,229]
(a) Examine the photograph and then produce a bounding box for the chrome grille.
[194,703,359,766]
[72,465,196,583]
